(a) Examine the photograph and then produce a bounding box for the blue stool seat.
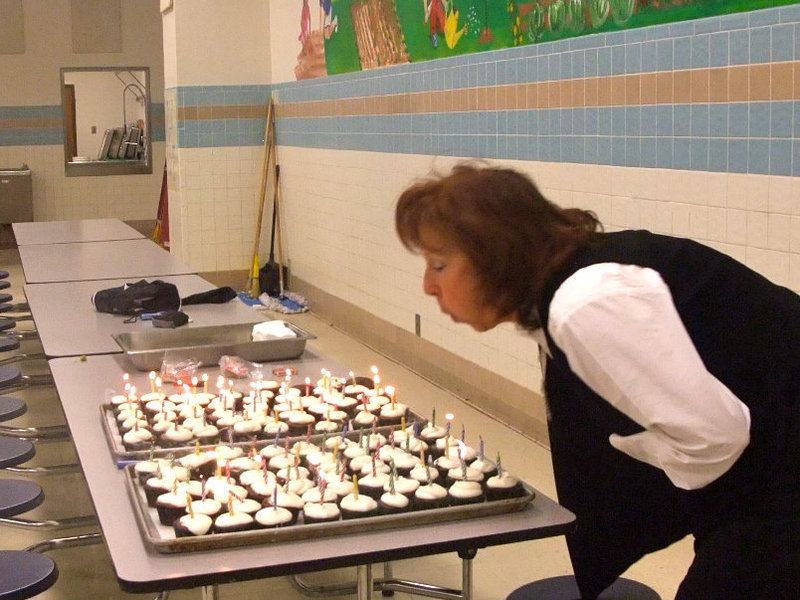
[0,479,44,517]
[0,318,16,332]
[0,437,35,468]
[0,270,8,280]
[0,550,58,600]
[0,338,21,353]
[0,281,9,291]
[0,396,26,421]
[0,366,22,389]
[507,576,661,600]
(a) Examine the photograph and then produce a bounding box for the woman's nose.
[423,269,437,296]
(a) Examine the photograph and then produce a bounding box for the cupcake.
[213,505,255,534]
[448,480,485,506]
[302,502,341,524]
[177,451,216,480]
[158,424,194,448]
[358,471,390,500]
[232,419,263,442]
[413,482,448,510]
[122,427,154,451]
[384,475,419,500]
[186,497,223,520]
[445,465,485,487]
[378,489,410,515]
[469,456,498,480]
[254,505,294,529]
[485,471,526,501]
[378,403,407,426]
[339,492,378,519]
[155,488,190,526]
[239,466,277,489]
[173,513,213,537]
[272,489,304,523]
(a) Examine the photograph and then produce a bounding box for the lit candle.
[192,376,198,396]
[148,371,156,393]
[445,412,454,437]
[305,377,311,397]
[386,385,396,407]
[370,365,379,392]
[202,373,208,394]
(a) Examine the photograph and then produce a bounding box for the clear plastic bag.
[159,358,202,382]
[219,355,263,379]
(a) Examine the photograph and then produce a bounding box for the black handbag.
[92,279,181,316]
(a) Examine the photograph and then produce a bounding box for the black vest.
[537,230,800,599]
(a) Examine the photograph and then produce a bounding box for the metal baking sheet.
[123,465,535,553]
[102,404,430,463]
[113,322,316,371]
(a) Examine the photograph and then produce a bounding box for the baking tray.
[102,404,430,462]
[112,322,316,371]
[123,464,535,553]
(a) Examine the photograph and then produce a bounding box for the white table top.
[13,219,145,245]
[18,239,195,283]
[24,275,262,357]
[49,353,575,593]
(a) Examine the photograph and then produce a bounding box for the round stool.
[0,479,44,517]
[0,396,26,421]
[0,437,35,468]
[0,270,9,280]
[507,576,661,600]
[0,550,58,600]
[0,366,22,390]
[0,281,10,291]
[0,318,17,332]
[0,338,21,353]
[0,294,12,305]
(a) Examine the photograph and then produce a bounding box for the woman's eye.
[431,264,446,272]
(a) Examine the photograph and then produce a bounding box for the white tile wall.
[265,146,800,395]
[0,144,164,222]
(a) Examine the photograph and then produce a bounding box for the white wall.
[170,0,271,87]
[0,0,165,221]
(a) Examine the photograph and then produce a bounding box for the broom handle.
[274,164,285,295]
[250,99,275,267]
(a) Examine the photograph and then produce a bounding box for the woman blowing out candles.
[395,162,799,600]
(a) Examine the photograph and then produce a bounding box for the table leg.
[357,564,373,600]
[458,549,476,600]
[201,584,219,600]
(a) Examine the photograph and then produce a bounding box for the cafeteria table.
[18,239,195,283]
[49,353,576,600]
[24,275,264,357]
[12,219,145,246]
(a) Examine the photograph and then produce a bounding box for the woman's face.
[418,227,507,332]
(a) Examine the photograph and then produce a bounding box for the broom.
[246,98,275,298]
[258,164,308,314]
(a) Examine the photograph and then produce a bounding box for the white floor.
[0,247,695,600]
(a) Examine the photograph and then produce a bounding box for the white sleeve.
[547,263,751,490]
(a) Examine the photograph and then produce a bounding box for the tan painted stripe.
[171,61,800,123]
[0,118,62,129]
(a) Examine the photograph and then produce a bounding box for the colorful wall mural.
[293,0,800,79]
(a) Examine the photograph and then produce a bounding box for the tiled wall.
[0,104,167,221]
[162,6,800,414]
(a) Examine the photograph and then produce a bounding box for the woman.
[395,162,799,600]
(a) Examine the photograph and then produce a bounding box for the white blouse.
[544,262,751,491]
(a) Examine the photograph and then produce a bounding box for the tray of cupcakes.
[123,416,534,553]
[102,368,426,461]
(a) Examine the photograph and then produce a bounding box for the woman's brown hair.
[395,162,601,328]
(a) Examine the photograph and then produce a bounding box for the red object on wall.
[154,162,170,249]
